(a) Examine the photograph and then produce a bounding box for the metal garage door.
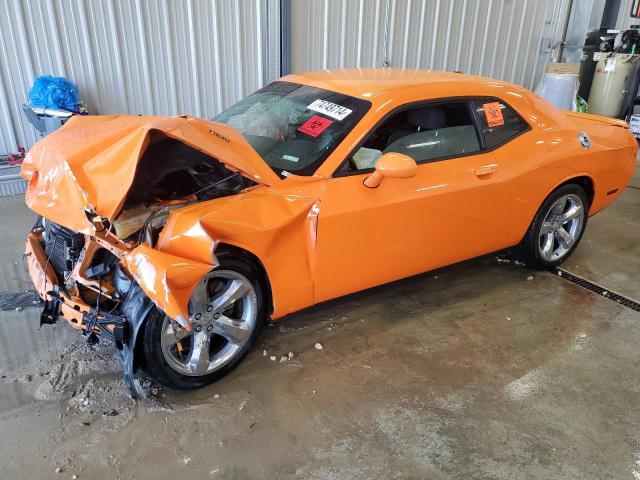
[291,0,572,90]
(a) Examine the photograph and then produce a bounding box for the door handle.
[474,164,498,176]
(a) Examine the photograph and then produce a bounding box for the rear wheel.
[518,184,588,268]
[140,257,267,390]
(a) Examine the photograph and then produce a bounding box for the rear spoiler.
[565,111,630,129]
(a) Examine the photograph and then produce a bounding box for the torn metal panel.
[156,188,318,318]
[21,114,280,233]
[123,245,214,328]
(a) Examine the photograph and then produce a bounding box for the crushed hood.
[21,114,280,233]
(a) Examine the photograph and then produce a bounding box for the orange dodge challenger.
[21,69,637,396]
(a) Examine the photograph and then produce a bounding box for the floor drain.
[553,268,640,313]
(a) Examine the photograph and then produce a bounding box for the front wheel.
[518,184,589,268]
[139,257,267,390]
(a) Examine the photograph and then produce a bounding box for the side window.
[344,102,480,172]
[472,99,528,149]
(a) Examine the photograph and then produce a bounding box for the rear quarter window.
[472,99,529,149]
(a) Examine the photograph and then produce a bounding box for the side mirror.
[363,152,417,188]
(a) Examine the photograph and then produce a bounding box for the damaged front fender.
[123,245,215,329]
[156,188,320,318]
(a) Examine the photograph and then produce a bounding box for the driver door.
[313,99,504,303]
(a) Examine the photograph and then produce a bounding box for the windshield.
[213,82,371,176]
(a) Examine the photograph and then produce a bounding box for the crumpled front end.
[22,113,322,396]
[24,182,323,397]
[24,216,216,397]
[20,113,287,396]
[20,114,280,233]
[21,114,256,334]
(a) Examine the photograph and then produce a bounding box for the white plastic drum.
[588,54,640,118]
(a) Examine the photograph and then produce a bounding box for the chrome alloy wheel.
[538,193,585,262]
[160,270,258,376]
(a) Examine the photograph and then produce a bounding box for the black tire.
[139,256,267,390]
[517,183,589,268]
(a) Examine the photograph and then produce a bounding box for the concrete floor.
[0,165,639,480]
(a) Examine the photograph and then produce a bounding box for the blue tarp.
[28,75,80,112]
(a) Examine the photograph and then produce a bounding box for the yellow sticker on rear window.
[483,102,505,128]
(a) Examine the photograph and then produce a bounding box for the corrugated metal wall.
[291,0,571,90]
[0,0,574,156]
[617,0,637,29]
[0,0,268,155]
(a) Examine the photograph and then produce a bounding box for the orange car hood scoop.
[21,114,280,233]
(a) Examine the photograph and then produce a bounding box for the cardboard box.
[545,63,581,75]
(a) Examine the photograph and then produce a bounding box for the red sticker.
[483,102,505,128]
[298,115,333,137]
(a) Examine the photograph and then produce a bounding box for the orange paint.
[21,115,280,233]
[22,68,637,331]
[123,245,214,328]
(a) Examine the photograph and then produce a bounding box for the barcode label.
[306,99,352,121]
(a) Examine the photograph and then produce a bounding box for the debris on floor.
[0,290,42,311]
[314,343,323,350]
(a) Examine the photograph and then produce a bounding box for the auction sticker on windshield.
[307,99,352,121]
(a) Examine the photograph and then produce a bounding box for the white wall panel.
[292,0,571,91]
[617,0,639,30]
[0,0,267,155]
